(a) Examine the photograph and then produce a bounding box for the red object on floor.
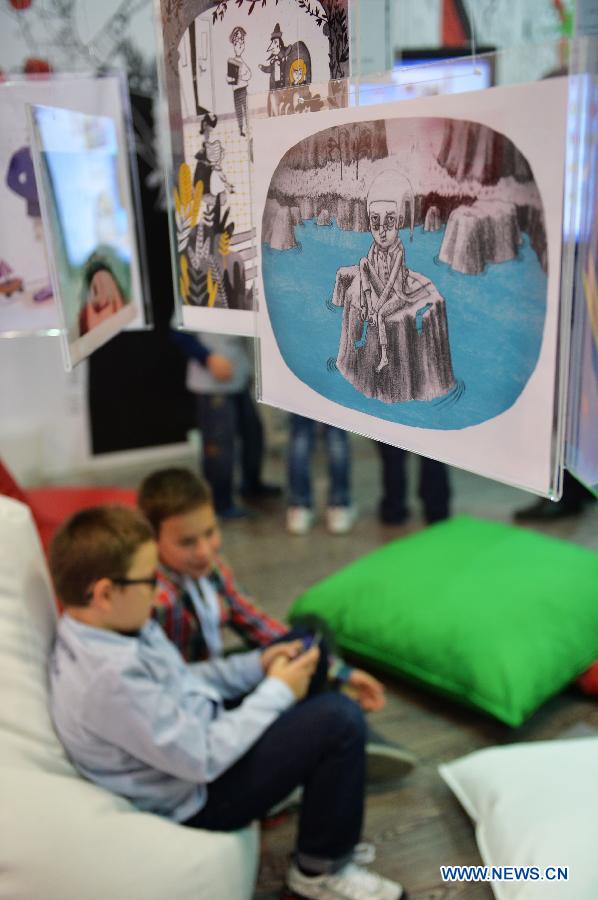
[0,459,136,554]
[577,661,598,696]
[9,0,33,8]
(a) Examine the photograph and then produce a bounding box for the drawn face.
[88,269,122,310]
[270,38,281,55]
[291,66,304,85]
[233,36,244,56]
[369,200,399,249]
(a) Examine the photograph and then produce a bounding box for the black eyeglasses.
[111,575,159,590]
[369,213,397,231]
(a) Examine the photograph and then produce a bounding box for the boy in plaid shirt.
[138,468,415,781]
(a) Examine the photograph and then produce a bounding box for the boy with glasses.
[48,505,404,899]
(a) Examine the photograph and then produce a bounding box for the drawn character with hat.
[259,22,289,115]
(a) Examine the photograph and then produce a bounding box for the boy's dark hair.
[138,468,213,533]
[49,505,154,608]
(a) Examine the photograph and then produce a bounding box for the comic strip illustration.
[252,80,569,494]
[159,0,349,334]
[261,112,549,428]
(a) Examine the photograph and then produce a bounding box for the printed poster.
[157,0,350,336]
[0,74,143,343]
[252,78,569,495]
[29,99,144,370]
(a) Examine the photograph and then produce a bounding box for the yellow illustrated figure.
[289,57,307,86]
[179,255,190,303]
[174,163,202,252]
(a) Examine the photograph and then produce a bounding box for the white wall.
[0,337,90,483]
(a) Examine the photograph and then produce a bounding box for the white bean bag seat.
[0,496,258,900]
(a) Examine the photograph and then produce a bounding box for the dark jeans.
[377,443,451,524]
[183,692,366,870]
[288,415,351,508]
[196,390,263,512]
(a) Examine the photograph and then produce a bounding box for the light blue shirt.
[49,615,294,821]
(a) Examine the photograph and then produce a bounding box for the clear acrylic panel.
[249,41,577,498]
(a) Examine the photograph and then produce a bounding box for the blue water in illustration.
[262,220,548,430]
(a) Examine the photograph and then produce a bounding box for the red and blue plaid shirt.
[153,557,287,663]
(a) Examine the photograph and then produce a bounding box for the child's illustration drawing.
[227,25,251,136]
[160,0,349,332]
[261,114,550,430]
[332,169,455,400]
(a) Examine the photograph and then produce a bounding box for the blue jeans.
[196,390,264,512]
[376,442,451,524]
[288,415,351,508]
[183,692,366,871]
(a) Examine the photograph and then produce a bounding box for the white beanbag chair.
[0,496,258,900]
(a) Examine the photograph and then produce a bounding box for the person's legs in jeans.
[196,394,236,514]
[324,426,351,508]
[235,389,264,496]
[418,455,451,524]
[184,693,366,871]
[288,415,316,508]
[376,442,408,524]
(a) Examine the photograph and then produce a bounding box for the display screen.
[353,48,494,107]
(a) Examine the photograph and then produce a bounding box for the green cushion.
[290,516,598,726]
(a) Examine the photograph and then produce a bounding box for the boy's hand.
[343,668,386,712]
[260,640,302,673]
[207,353,234,382]
[267,646,320,700]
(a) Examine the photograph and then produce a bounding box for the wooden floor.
[94,429,598,899]
[220,435,598,899]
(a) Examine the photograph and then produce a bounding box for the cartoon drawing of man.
[259,22,289,115]
[227,25,251,137]
[359,170,430,371]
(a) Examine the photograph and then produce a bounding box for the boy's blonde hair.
[138,468,212,534]
[49,505,154,608]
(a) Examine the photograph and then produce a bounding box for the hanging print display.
[157,0,350,336]
[29,91,145,369]
[0,73,145,342]
[252,77,570,495]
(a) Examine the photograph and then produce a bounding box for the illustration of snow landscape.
[159,0,349,329]
[261,115,549,429]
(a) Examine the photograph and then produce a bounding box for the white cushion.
[0,497,258,900]
[439,738,598,900]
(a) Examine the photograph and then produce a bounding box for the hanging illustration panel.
[29,97,145,370]
[252,77,569,495]
[0,74,146,342]
[156,0,350,336]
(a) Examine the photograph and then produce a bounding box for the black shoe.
[514,497,584,523]
[217,505,249,521]
[378,504,410,526]
[425,509,450,525]
[366,727,416,786]
[241,482,282,502]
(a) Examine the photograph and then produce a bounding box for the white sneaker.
[326,506,357,535]
[285,861,404,899]
[287,507,315,535]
